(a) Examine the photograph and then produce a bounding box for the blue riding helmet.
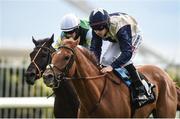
[89,8,110,30]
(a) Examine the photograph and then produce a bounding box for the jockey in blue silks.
[89,8,155,107]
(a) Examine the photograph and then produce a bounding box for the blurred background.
[0,0,180,118]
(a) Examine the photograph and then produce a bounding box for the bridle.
[47,45,108,115]
[46,45,76,88]
[31,41,54,79]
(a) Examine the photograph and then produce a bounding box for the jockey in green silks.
[54,13,92,49]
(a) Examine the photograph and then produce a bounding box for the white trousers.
[101,32,142,67]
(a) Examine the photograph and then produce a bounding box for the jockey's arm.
[111,25,133,68]
[53,38,61,50]
[85,29,92,49]
[53,33,64,49]
[90,30,102,62]
[53,32,67,49]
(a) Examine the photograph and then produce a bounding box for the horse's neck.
[72,48,105,111]
[77,46,98,66]
[75,47,99,76]
[53,81,79,101]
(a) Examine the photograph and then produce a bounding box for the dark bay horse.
[43,38,179,117]
[25,35,80,117]
[25,35,55,84]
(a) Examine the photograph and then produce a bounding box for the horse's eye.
[42,53,46,58]
[64,56,70,61]
[43,49,48,53]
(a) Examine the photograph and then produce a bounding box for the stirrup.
[141,80,155,96]
[137,94,148,101]
[134,84,147,95]
[132,94,154,108]
[132,89,156,108]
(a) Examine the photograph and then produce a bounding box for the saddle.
[113,68,156,109]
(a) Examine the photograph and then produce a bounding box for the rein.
[89,75,107,115]
[63,73,107,80]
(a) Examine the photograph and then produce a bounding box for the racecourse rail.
[0,97,54,108]
[0,49,54,118]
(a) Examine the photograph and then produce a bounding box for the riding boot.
[124,64,154,108]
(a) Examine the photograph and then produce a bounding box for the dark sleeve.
[111,25,133,68]
[61,32,65,39]
[90,30,102,62]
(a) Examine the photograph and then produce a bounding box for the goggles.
[92,25,105,31]
[64,29,76,35]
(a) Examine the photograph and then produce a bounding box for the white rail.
[0,97,54,108]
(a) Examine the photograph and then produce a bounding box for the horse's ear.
[32,36,38,46]
[50,34,54,43]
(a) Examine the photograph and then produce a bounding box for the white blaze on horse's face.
[77,45,84,50]
[57,50,62,55]
[46,64,54,69]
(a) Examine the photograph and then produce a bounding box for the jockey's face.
[94,28,108,38]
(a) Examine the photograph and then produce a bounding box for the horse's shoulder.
[107,72,130,94]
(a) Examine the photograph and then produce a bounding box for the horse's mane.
[77,46,98,66]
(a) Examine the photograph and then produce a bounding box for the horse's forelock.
[34,38,52,47]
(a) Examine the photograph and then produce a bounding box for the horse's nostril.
[25,72,36,85]
[25,71,36,78]
[47,74,54,79]
[43,73,55,88]
[30,72,36,77]
[43,73,53,80]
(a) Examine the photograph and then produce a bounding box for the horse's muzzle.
[42,73,55,88]
[25,71,36,85]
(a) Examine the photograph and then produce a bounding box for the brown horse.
[43,38,178,118]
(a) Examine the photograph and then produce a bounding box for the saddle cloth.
[113,67,153,95]
[113,67,156,109]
